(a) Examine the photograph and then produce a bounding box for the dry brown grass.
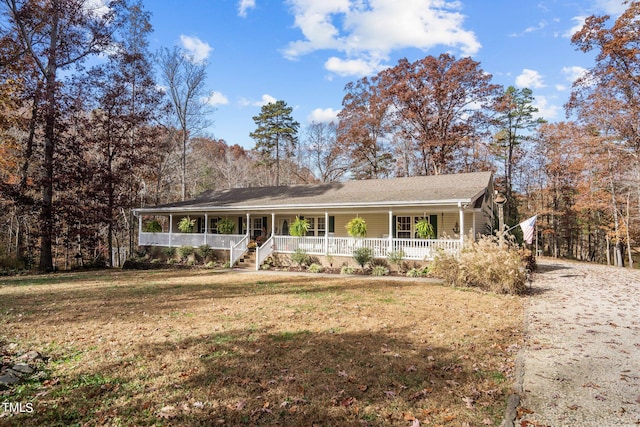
[0,269,523,426]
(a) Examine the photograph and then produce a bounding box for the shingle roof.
[141,171,492,212]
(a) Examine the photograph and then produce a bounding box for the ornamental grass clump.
[431,235,527,295]
[371,265,389,276]
[308,263,323,273]
[290,248,310,268]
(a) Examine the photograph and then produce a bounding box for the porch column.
[246,213,250,237]
[169,214,173,247]
[271,213,275,236]
[324,211,329,254]
[138,213,142,241]
[472,211,476,240]
[388,210,394,252]
[458,203,464,244]
[204,213,208,246]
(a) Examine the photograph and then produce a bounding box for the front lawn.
[0,269,523,426]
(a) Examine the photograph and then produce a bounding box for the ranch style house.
[133,171,497,269]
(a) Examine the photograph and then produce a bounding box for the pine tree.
[250,100,299,186]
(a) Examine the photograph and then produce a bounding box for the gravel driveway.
[515,258,640,426]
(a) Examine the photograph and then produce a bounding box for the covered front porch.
[137,206,475,269]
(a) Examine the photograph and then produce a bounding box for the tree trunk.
[39,86,56,272]
[37,9,60,272]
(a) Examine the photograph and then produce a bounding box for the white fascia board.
[133,198,475,215]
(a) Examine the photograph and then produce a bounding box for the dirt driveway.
[515,258,640,426]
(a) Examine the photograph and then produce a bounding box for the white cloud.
[238,0,256,17]
[324,56,384,77]
[83,0,110,19]
[562,65,588,84]
[509,20,548,38]
[563,16,586,38]
[205,91,229,106]
[283,0,480,77]
[180,35,212,63]
[532,95,559,121]
[307,107,340,123]
[257,94,277,106]
[239,94,278,107]
[594,0,627,16]
[515,69,545,89]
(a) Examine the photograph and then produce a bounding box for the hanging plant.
[289,216,310,237]
[143,219,162,233]
[217,218,236,234]
[178,217,196,233]
[415,218,435,239]
[345,217,367,238]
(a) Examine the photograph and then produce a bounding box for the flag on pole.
[519,215,537,244]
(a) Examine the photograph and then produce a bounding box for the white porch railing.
[206,234,247,249]
[139,232,172,247]
[230,234,250,267]
[255,235,275,270]
[270,236,461,261]
[139,232,245,249]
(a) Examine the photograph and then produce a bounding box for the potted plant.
[289,216,310,237]
[217,218,235,234]
[178,217,196,233]
[143,219,162,233]
[415,218,435,239]
[345,217,367,238]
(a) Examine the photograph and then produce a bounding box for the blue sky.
[143,0,628,149]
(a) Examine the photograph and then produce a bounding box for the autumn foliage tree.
[567,1,640,266]
[378,54,501,176]
[3,0,123,271]
[337,76,393,179]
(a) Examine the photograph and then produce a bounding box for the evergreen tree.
[250,100,299,186]
[492,86,545,226]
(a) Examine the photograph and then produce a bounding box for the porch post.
[204,213,208,246]
[271,213,275,236]
[388,210,394,252]
[138,212,142,241]
[169,214,173,247]
[472,211,476,241]
[458,203,464,244]
[246,213,250,237]
[324,211,329,254]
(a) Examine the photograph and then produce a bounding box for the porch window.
[302,217,326,236]
[252,217,265,239]
[396,216,412,238]
[209,217,219,234]
[306,218,315,236]
[317,217,326,236]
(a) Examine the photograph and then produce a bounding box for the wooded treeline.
[1,0,639,270]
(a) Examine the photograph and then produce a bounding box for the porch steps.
[235,250,256,269]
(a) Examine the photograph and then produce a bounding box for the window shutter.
[430,215,438,238]
[328,216,335,233]
[392,215,397,237]
[262,217,267,231]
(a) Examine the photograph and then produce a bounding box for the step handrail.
[255,235,275,270]
[230,234,250,267]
